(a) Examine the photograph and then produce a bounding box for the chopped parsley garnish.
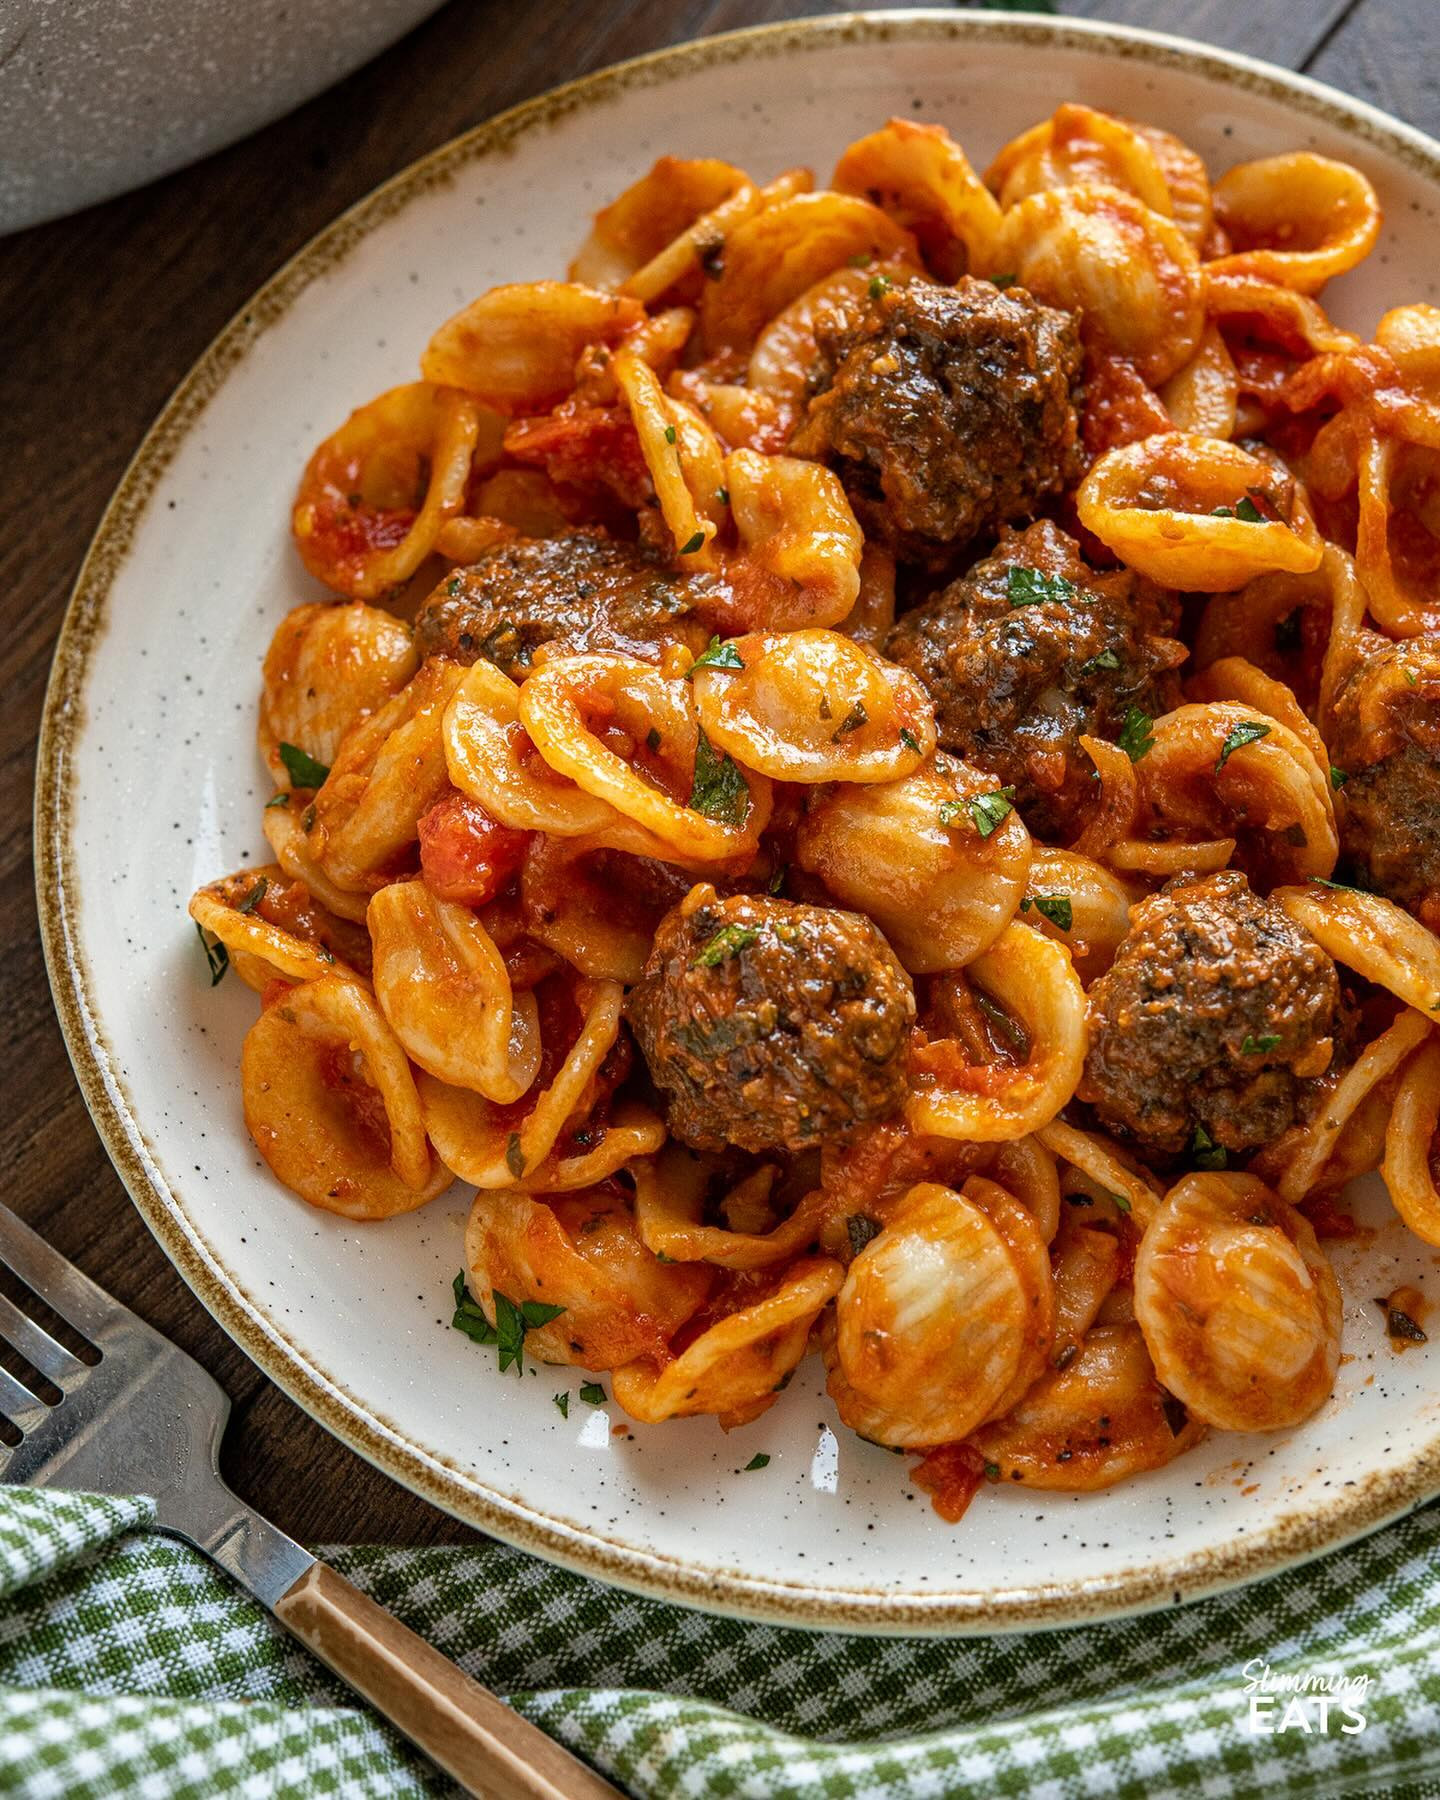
[1215,719,1270,772]
[663,424,677,445]
[743,1453,770,1471]
[1079,648,1121,675]
[195,923,229,986]
[1007,566,1079,607]
[646,727,662,753]
[1117,707,1155,763]
[715,485,729,506]
[1375,1300,1428,1343]
[768,864,787,895]
[1109,1193,1132,1215]
[679,530,706,556]
[1330,765,1348,790]
[686,635,745,678]
[830,700,868,742]
[265,792,290,810]
[505,1133,526,1179]
[1213,492,1269,523]
[452,1273,564,1375]
[1309,875,1367,893]
[1406,667,1419,686]
[236,877,268,916]
[1191,1125,1228,1171]
[689,728,750,827]
[939,789,1015,837]
[579,1381,607,1406]
[445,576,462,595]
[967,789,1014,838]
[847,1214,882,1256]
[1241,1034,1282,1055]
[694,923,759,967]
[553,1392,570,1419]
[867,273,892,300]
[1021,893,1073,932]
[278,741,330,789]
[899,727,922,754]
[982,1460,1002,1480]
[990,273,1018,289]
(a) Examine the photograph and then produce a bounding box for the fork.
[0,1201,623,1800]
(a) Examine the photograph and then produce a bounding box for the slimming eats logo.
[1240,1659,1372,1735]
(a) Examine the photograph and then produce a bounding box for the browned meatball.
[1327,630,1440,927]
[627,887,916,1154]
[1082,870,1340,1158]
[414,531,708,675]
[884,520,1184,839]
[788,276,1083,563]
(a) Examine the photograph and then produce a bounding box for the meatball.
[884,520,1183,839]
[627,887,916,1154]
[1082,869,1340,1158]
[413,531,708,676]
[1327,630,1440,925]
[788,276,1083,563]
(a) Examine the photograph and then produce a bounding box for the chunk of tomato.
[417,792,530,906]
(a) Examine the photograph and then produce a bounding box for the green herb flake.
[982,1460,1002,1481]
[1024,893,1073,932]
[485,1291,566,1376]
[1309,875,1367,893]
[830,700,868,743]
[686,635,745,678]
[552,1392,570,1419]
[966,789,1015,839]
[450,1272,498,1347]
[689,728,750,828]
[1109,1193,1133,1215]
[195,923,229,987]
[664,424,677,446]
[990,273,1018,290]
[743,1453,771,1471]
[236,877,268,916]
[694,924,759,968]
[1117,706,1155,763]
[579,1381,607,1407]
[1215,719,1270,772]
[767,865,787,895]
[278,741,330,789]
[1080,648,1121,675]
[1241,1034,1282,1055]
[505,1133,526,1179]
[1377,1301,1428,1344]
[1191,1124,1228,1171]
[265,792,290,810]
[899,726,922,754]
[1331,765,1349,790]
[847,252,873,269]
[1234,494,1265,523]
[445,576,462,596]
[846,1214,882,1257]
[679,530,706,556]
[1211,505,1235,519]
[868,273,892,301]
[1007,566,1079,608]
[715,486,730,506]
[1406,667,1419,687]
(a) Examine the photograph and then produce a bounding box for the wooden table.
[1,0,1430,1547]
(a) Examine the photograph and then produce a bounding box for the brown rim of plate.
[33,8,1440,1636]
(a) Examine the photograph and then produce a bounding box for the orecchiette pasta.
[194,99,1434,1527]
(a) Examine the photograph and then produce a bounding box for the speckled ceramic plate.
[36,9,1440,1634]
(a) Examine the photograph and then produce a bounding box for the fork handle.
[274,1561,624,1800]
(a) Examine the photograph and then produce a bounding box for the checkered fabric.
[3,1486,1440,1798]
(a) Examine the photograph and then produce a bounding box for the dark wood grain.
[0,0,1410,1546]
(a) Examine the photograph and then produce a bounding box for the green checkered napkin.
[2,1486,1439,1798]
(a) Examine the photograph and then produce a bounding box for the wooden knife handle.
[274,1560,624,1800]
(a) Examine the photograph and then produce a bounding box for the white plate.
[37,10,1440,1634]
